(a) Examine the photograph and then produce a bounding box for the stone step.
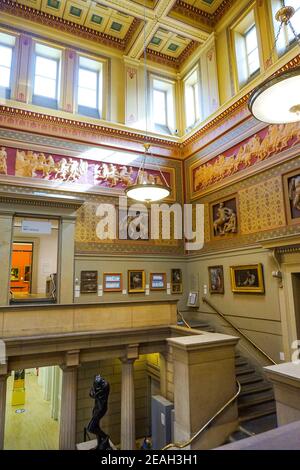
[239,402,276,422]
[239,382,273,397]
[238,390,275,409]
[236,366,256,377]
[235,358,248,367]
[237,374,263,385]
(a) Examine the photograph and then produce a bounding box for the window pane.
[185,85,196,127]
[0,45,12,68]
[0,65,10,88]
[78,87,97,108]
[34,76,56,98]
[245,26,258,54]
[153,89,166,125]
[78,68,97,91]
[287,0,300,43]
[248,49,260,75]
[35,56,57,79]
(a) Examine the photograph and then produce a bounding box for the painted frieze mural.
[190,123,300,200]
[0,146,176,199]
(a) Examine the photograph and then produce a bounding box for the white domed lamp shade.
[125,183,171,202]
[248,67,300,124]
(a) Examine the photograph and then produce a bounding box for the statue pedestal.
[76,439,117,450]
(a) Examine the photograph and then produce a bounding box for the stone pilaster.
[0,371,8,450]
[120,344,139,450]
[59,351,80,450]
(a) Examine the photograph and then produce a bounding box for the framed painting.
[230,264,264,294]
[208,265,224,294]
[210,196,238,239]
[128,270,146,293]
[171,268,182,294]
[103,273,122,292]
[283,169,300,225]
[10,267,20,281]
[150,273,166,291]
[80,270,98,294]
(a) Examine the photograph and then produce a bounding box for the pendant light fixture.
[125,3,171,203]
[125,143,171,202]
[249,2,300,124]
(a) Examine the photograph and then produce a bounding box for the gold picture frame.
[230,264,265,294]
[128,270,146,293]
[208,265,224,294]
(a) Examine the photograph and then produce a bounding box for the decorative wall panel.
[0,145,176,200]
[239,177,286,235]
[189,123,300,200]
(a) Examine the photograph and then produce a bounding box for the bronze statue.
[87,374,112,450]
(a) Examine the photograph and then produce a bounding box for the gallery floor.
[4,371,59,450]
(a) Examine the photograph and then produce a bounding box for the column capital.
[60,350,80,369]
[120,344,139,363]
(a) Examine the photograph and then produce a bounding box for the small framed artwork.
[171,283,183,294]
[283,169,300,225]
[171,268,182,294]
[103,273,122,292]
[230,264,265,294]
[128,270,146,293]
[150,273,166,291]
[10,267,20,281]
[208,266,224,294]
[80,270,98,294]
[187,291,199,307]
[211,196,238,239]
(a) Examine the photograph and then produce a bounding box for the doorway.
[10,216,59,304]
[4,367,62,450]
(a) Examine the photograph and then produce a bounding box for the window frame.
[230,6,262,90]
[270,0,300,57]
[244,24,260,79]
[0,32,16,100]
[149,74,177,135]
[183,66,201,130]
[32,43,61,109]
[77,58,102,119]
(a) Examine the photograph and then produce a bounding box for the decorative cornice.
[183,53,300,153]
[0,191,84,209]
[146,40,199,69]
[0,0,141,51]
[0,105,181,150]
[172,0,236,27]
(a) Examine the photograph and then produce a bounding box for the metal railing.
[162,380,241,450]
[202,297,277,365]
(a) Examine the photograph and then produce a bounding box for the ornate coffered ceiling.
[0,0,236,69]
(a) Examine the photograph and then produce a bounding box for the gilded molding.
[0,105,181,154]
[172,0,236,27]
[0,0,142,51]
[145,40,200,69]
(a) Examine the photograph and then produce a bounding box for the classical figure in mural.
[289,175,300,211]
[193,123,300,194]
[87,374,112,450]
[213,202,237,236]
[0,147,7,175]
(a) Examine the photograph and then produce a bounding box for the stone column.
[0,372,8,450]
[120,345,139,450]
[168,332,239,450]
[59,351,80,450]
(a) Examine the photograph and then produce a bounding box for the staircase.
[179,317,277,442]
